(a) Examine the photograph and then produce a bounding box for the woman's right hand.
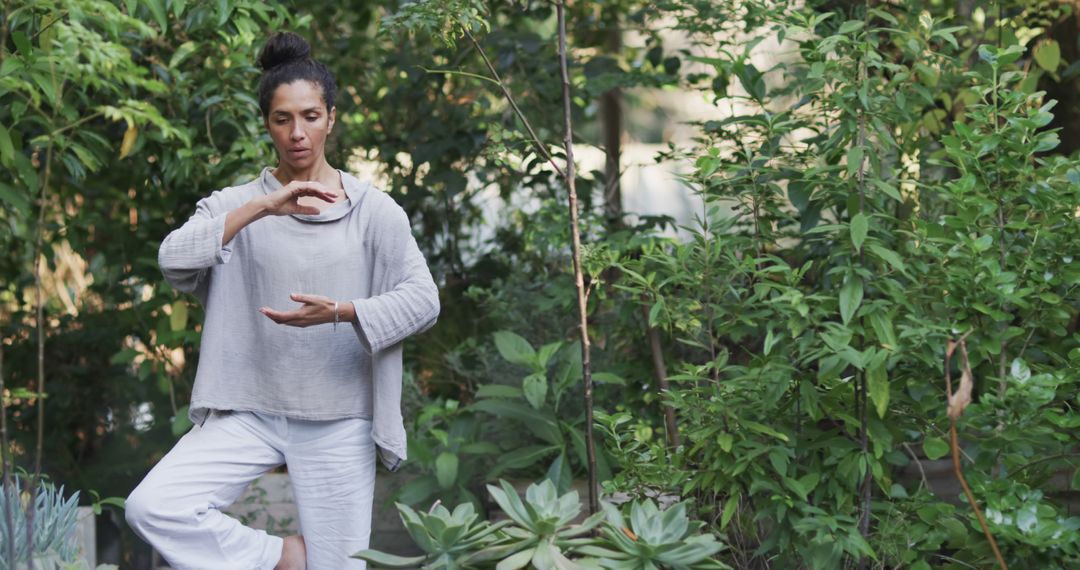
[259,180,339,216]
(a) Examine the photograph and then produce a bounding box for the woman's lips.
[288,148,310,157]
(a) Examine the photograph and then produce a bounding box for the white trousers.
[125,410,377,570]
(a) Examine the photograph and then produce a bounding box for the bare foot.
[275,535,306,570]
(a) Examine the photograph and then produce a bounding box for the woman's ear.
[328,106,336,134]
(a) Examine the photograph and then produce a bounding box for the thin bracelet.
[333,301,339,331]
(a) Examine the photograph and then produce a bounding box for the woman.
[125,31,440,569]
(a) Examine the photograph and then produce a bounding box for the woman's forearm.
[222,197,270,246]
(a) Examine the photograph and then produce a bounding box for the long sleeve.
[349,202,440,354]
[158,195,234,296]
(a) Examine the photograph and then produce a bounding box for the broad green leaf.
[143,0,168,32]
[867,244,906,275]
[763,328,779,355]
[435,452,459,490]
[493,331,536,366]
[868,312,898,349]
[720,498,738,529]
[216,0,234,27]
[0,123,14,167]
[846,145,864,178]
[536,341,561,369]
[170,300,188,331]
[522,372,547,410]
[351,550,427,568]
[591,372,626,385]
[839,275,863,325]
[923,437,949,460]
[717,432,733,453]
[850,213,868,252]
[838,20,864,35]
[110,348,140,365]
[870,179,901,202]
[867,363,889,418]
[475,384,523,399]
[1034,39,1061,72]
[972,235,993,252]
[119,125,139,159]
[169,41,197,69]
[743,420,789,442]
[171,406,193,436]
[0,182,29,217]
[12,31,31,57]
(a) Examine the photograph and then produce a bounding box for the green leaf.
[536,342,561,369]
[870,179,902,202]
[846,145,864,178]
[839,275,863,325]
[216,0,233,27]
[435,452,459,490]
[351,550,427,568]
[591,372,626,385]
[972,235,993,252]
[522,372,547,410]
[867,363,889,418]
[0,182,30,217]
[475,384,523,399]
[493,331,536,366]
[170,300,188,331]
[171,406,193,437]
[0,123,15,167]
[923,437,949,460]
[720,498,738,529]
[169,41,197,69]
[12,31,31,57]
[717,432,733,453]
[868,312,898,349]
[867,244,906,275]
[838,20,864,35]
[110,348,140,365]
[850,213,868,252]
[143,0,168,32]
[1034,39,1061,72]
[742,420,789,442]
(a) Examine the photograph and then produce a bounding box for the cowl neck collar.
[259,167,370,223]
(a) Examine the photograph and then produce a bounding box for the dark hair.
[256,32,337,118]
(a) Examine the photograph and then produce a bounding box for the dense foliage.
[1,0,1078,568]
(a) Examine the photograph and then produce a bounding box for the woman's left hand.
[260,293,337,327]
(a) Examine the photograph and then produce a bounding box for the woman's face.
[265,80,335,171]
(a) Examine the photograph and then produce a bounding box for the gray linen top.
[158,167,440,471]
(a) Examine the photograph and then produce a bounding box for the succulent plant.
[358,479,730,570]
[477,479,604,570]
[0,476,83,570]
[591,499,729,570]
[353,501,507,569]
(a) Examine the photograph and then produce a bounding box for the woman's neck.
[272,157,337,187]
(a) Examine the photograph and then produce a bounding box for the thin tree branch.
[556,1,598,515]
[463,29,566,181]
[946,338,1008,570]
[0,343,15,570]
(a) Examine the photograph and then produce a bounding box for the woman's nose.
[290,122,305,141]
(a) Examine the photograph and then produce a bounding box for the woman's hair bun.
[257,32,311,71]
